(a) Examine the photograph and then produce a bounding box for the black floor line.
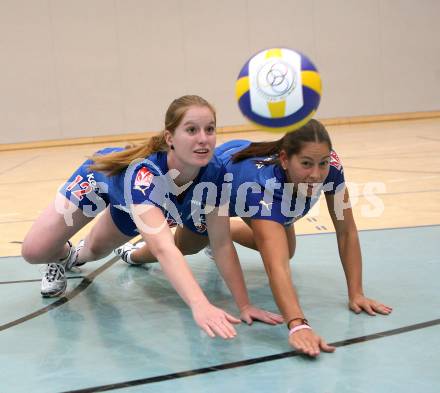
[1,229,439,390]
[61,318,440,393]
[417,136,440,142]
[0,219,35,225]
[0,276,83,285]
[369,189,440,197]
[0,155,40,176]
[0,177,67,186]
[0,257,117,332]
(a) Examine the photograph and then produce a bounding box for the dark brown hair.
[232,119,332,164]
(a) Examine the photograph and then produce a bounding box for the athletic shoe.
[40,240,79,297]
[71,239,85,268]
[41,263,67,297]
[114,242,146,265]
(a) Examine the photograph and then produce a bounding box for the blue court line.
[60,318,440,393]
[2,224,439,259]
[296,223,440,237]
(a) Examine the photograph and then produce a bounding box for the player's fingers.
[202,324,216,338]
[240,312,253,325]
[210,322,231,339]
[262,316,279,325]
[296,338,319,357]
[362,303,376,316]
[219,318,238,338]
[264,312,284,324]
[225,312,242,324]
[319,338,336,353]
[253,313,277,325]
[350,303,362,314]
[373,303,393,314]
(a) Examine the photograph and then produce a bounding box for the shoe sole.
[40,283,67,298]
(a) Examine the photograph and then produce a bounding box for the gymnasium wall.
[0,0,439,144]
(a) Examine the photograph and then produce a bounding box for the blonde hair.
[89,95,216,176]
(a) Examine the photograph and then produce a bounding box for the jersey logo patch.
[330,151,342,171]
[134,167,154,195]
[255,157,274,169]
[259,200,273,210]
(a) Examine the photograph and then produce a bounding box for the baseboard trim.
[1,110,439,152]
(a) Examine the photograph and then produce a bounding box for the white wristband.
[289,324,312,336]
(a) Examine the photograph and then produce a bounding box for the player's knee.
[86,240,110,260]
[21,242,49,264]
[174,239,205,256]
[181,246,202,256]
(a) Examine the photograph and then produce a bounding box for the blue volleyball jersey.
[215,140,345,226]
[60,148,226,236]
[59,147,123,219]
[126,151,226,236]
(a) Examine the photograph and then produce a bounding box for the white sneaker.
[41,263,67,297]
[71,239,85,268]
[114,241,146,265]
[40,240,81,297]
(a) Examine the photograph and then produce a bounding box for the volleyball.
[235,48,322,133]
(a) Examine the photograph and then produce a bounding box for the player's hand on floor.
[239,304,284,325]
[349,294,393,315]
[288,328,335,357]
[192,302,241,339]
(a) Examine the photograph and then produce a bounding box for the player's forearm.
[212,243,250,310]
[337,230,364,297]
[266,262,305,321]
[258,242,304,321]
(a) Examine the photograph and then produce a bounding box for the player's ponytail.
[231,119,332,165]
[88,134,167,176]
[89,95,216,176]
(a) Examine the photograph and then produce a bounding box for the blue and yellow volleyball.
[235,48,322,133]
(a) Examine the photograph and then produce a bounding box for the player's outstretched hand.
[288,328,335,357]
[239,304,284,325]
[192,302,241,339]
[349,294,393,316]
